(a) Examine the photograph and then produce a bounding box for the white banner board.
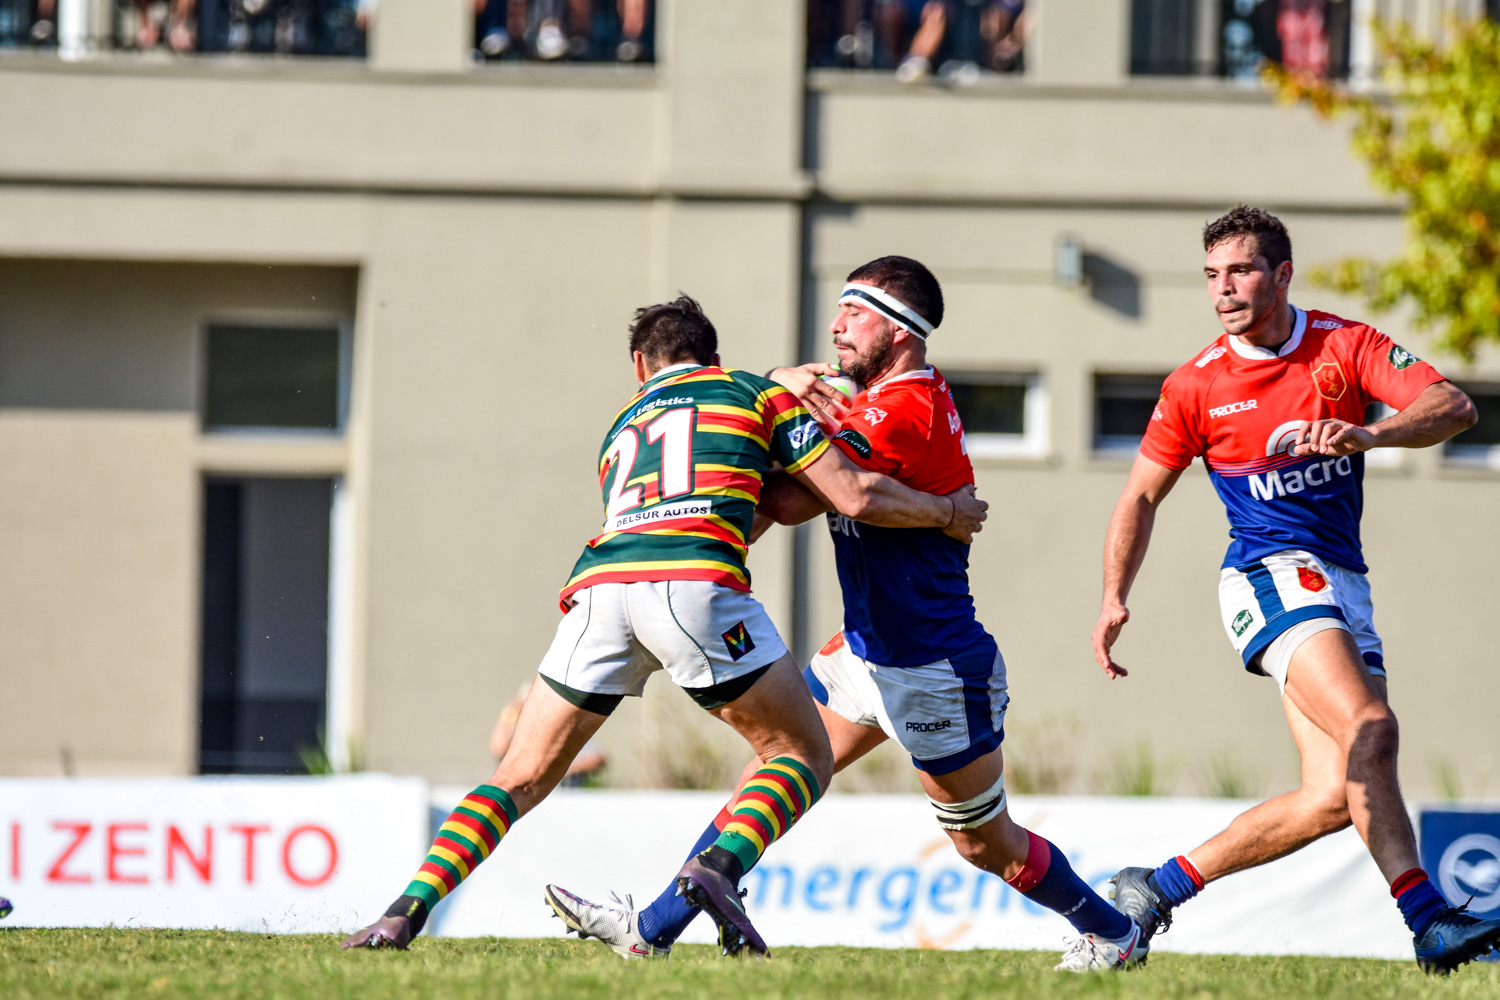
[0,776,427,933]
[427,788,1412,959]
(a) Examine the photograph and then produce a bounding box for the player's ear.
[632,350,650,385]
[711,352,721,368]
[1275,260,1294,290]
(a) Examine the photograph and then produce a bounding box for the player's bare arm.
[1292,381,1477,457]
[1093,454,1184,680]
[790,446,987,544]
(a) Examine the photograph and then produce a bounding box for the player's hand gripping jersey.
[1141,308,1446,573]
[827,368,988,665]
[560,364,828,609]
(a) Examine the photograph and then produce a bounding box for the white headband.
[838,282,934,339]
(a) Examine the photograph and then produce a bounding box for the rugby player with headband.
[548,256,1145,973]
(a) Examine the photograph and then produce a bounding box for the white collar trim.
[869,366,934,391]
[1227,306,1306,360]
[652,362,704,378]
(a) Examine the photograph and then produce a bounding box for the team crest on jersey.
[1232,610,1254,637]
[1297,567,1328,592]
[835,428,872,459]
[1311,361,1348,401]
[1389,344,1420,370]
[721,621,756,662]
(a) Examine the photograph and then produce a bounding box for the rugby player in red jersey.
[339,295,987,954]
[547,257,1146,972]
[1094,206,1498,974]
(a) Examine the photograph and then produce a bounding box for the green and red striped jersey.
[559,364,829,607]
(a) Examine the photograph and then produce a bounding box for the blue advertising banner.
[1420,806,1500,962]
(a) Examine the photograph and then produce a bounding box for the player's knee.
[1307,791,1351,836]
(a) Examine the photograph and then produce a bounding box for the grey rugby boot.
[339,913,414,950]
[676,856,767,957]
[1108,867,1173,962]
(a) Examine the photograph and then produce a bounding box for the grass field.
[2,930,1498,1000]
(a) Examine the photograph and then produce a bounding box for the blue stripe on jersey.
[1242,604,1348,669]
[1245,562,1286,618]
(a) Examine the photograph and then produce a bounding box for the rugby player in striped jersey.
[547,257,1146,972]
[340,294,986,954]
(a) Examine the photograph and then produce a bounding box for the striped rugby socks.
[385,784,518,934]
[699,756,822,883]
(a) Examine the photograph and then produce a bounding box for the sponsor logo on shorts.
[1232,609,1254,637]
[1389,344,1420,370]
[905,720,953,733]
[603,499,712,534]
[1209,398,1257,419]
[818,632,846,657]
[721,621,756,662]
[835,428,872,459]
[1312,361,1348,401]
[1298,567,1328,592]
[1195,345,1228,368]
[788,421,824,450]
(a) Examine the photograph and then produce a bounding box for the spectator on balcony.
[981,0,1024,73]
[876,0,1024,82]
[475,0,648,63]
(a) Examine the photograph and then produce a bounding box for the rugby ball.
[819,367,862,403]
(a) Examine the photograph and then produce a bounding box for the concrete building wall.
[0,0,1495,797]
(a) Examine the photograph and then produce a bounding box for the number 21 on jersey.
[601,406,696,518]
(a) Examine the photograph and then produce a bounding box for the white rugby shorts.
[538,580,787,697]
[1218,549,1384,694]
[802,631,1008,775]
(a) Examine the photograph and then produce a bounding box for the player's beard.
[1216,286,1275,336]
[838,326,895,386]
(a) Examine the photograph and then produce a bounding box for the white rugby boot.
[1055,921,1144,972]
[544,884,670,960]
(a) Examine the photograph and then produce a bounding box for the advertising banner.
[0,776,428,933]
[426,788,1412,959]
[1420,806,1500,962]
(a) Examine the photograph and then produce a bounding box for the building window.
[947,372,1047,459]
[1363,401,1402,468]
[1444,385,1500,469]
[474,0,655,64]
[203,323,347,433]
[1130,0,1351,80]
[806,0,1026,76]
[1094,373,1166,454]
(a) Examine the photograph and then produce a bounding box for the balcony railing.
[807,0,1025,82]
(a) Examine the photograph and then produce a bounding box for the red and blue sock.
[1005,831,1134,940]
[1391,868,1447,937]
[635,807,731,947]
[1153,855,1204,907]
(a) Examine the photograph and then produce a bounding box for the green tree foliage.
[1268,18,1500,361]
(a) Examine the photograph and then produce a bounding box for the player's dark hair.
[1203,205,1293,269]
[628,294,717,367]
[846,255,944,331]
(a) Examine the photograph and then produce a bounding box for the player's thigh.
[490,675,609,817]
[822,701,889,772]
[1283,686,1348,803]
[1282,627,1391,751]
[710,652,832,776]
